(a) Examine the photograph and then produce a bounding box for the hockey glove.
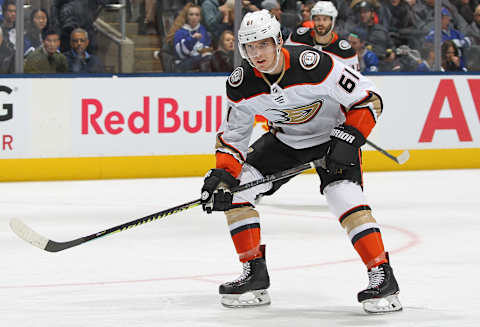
[201,169,239,214]
[326,124,366,174]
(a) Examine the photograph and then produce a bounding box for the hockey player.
[285,1,359,71]
[200,10,402,313]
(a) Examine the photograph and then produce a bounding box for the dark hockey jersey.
[285,27,359,71]
[218,45,379,166]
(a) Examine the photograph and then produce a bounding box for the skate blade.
[221,289,271,308]
[362,293,403,314]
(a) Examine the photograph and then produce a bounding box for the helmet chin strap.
[256,45,282,74]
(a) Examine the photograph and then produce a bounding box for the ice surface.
[1,169,479,326]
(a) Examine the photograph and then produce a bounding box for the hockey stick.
[365,139,410,165]
[10,159,324,253]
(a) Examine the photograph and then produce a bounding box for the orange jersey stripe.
[216,152,242,178]
[345,108,376,138]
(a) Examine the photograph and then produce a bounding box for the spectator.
[1,0,16,48]
[24,9,49,56]
[298,0,315,28]
[52,0,110,53]
[201,0,233,42]
[137,0,158,35]
[173,3,213,72]
[348,28,380,72]
[379,45,422,71]
[24,28,68,73]
[441,39,467,70]
[63,28,104,73]
[352,0,394,57]
[261,0,291,39]
[0,30,14,73]
[425,7,471,66]
[416,45,435,71]
[453,0,478,25]
[413,0,469,36]
[242,0,261,12]
[211,29,234,72]
[384,0,417,47]
[0,0,4,22]
[466,3,480,44]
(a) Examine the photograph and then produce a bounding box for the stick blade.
[9,218,50,251]
[395,150,410,165]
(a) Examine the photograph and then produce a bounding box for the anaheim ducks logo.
[266,100,323,124]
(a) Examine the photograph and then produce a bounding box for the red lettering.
[183,110,202,133]
[2,134,12,150]
[105,111,124,135]
[82,99,104,134]
[216,96,222,131]
[205,96,212,132]
[467,79,480,121]
[158,98,181,133]
[419,79,472,142]
[128,96,150,134]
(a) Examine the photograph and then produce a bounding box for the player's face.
[313,15,332,37]
[244,38,277,72]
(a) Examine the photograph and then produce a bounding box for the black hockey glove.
[201,169,239,214]
[326,124,366,174]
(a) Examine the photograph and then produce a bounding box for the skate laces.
[230,261,251,284]
[367,266,385,289]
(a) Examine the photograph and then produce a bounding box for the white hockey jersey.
[217,45,380,165]
[285,28,360,71]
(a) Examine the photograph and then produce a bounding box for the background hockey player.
[200,9,402,314]
[285,1,359,71]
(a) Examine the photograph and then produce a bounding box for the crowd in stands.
[150,0,480,73]
[1,0,479,73]
[0,0,106,74]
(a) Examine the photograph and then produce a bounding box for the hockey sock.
[226,206,262,263]
[340,207,387,269]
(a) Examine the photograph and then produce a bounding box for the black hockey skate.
[219,245,271,308]
[357,253,402,313]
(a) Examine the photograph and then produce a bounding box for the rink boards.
[0,74,479,181]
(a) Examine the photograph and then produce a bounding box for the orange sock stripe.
[353,231,387,269]
[231,227,261,262]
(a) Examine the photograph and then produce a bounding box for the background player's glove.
[201,169,239,214]
[326,124,366,174]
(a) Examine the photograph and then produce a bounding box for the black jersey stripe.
[217,132,246,163]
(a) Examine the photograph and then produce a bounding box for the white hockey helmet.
[238,9,283,73]
[311,1,338,33]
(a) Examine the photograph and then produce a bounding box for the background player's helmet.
[310,1,338,33]
[238,9,283,73]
